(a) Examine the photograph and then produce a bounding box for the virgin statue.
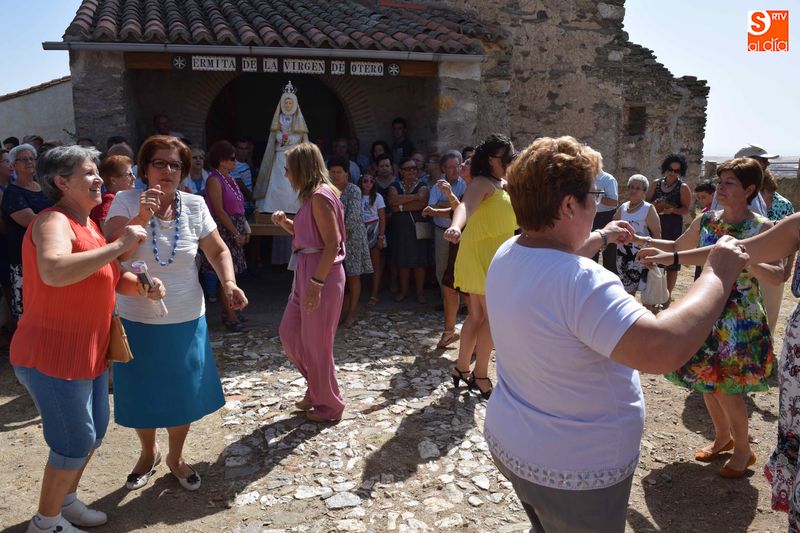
[254,81,309,214]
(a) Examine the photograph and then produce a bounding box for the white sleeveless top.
[619,201,652,247]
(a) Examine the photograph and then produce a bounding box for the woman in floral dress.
[328,156,372,328]
[631,157,781,477]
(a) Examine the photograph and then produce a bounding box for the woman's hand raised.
[271,211,287,226]
[118,225,148,255]
[137,186,163,222]
[707,235,749,280]
[603,220,635,245]
[444,226,462,244]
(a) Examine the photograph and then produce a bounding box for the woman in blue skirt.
[104,136,248,492]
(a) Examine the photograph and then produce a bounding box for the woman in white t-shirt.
[104,136,248,493]
[485,136,749,532]
[358,174,386,307]
[613,174,661,296]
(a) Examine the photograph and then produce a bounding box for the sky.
[0,0,796,157]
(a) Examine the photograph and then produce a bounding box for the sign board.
[125,53,438,77]
[168,55,402,77]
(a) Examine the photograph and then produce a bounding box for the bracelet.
[378,234,385,239]
[595,229,608,249]
[645,236,652,247]
[673,251,679,266]
[310,276,325,286]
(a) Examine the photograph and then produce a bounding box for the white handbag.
[641,266,670,306]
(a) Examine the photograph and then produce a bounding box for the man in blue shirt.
[425,151,467,349]
[592,167,619,273]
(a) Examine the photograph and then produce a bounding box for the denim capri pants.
[13,365,110,470]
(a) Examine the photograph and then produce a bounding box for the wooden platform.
[248,213,291,236]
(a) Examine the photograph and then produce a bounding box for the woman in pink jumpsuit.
[271,143,346,422]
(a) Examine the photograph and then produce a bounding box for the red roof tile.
[61,0,503,55]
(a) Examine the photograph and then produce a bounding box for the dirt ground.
[0,267,793,533]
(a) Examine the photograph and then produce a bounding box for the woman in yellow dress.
[444,134,517,398]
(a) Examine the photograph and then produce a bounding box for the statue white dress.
[254,81,309,214]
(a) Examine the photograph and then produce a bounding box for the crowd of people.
[4,117,800,533]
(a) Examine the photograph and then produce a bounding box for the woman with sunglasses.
[444,133,517,399]
[104,135,248,493]
[645,154,692,299]
[634,158,780,478]
[202,140,249,331]
[91,155,136,226]
[387,156,430,303]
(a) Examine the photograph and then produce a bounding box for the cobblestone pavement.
[0,267,789,532]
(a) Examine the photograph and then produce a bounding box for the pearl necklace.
[150,193,181,266]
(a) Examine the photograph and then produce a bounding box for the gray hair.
[440,150,463,168]
[8,143,37,165]
[37,145,101,201]
[627,173,649,190]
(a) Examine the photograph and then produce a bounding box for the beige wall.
[0,80,76,144]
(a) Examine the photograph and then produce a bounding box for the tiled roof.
[63,0,504,55]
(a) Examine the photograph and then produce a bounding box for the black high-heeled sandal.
[451,367,472,388]
[470,374,493,399]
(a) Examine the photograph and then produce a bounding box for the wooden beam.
[125,52,174,70]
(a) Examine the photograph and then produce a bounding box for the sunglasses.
[665,168,681,174]
[401,166,417,171]
[149,159,183,172]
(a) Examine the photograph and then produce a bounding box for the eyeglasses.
[587,189,605,205]
[362,178,374,184]
[15,157,36,163]
[116,170,135,179]
[401,166,417,171]
[149,159,183,172]
[665,168,681,174]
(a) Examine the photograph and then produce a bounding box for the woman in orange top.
[11,146,165,533]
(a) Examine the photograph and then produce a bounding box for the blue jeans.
[13,365,110,470]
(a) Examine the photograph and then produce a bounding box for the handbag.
[107,309,134,363]
[641,266,670,306]
[410,212,433,240]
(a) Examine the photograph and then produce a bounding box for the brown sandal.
[436,330,460,349]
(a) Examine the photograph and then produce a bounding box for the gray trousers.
[492,454,634,533]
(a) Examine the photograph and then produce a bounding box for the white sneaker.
[27,515,87,533]
[61,498,108,527]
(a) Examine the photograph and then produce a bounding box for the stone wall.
[0,79,75,144]
[70,50,136,147]
[426,0,709,182]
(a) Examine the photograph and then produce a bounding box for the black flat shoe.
[126,451,161,490]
